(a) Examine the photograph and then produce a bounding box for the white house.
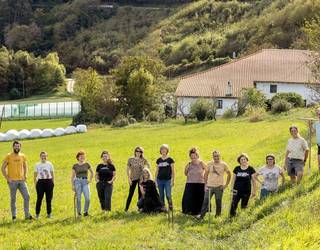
[175,49,319,115]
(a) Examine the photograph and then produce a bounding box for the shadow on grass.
[2,173,320,240]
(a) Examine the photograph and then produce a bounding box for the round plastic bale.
[41,129,54,138]
[54,128,65,136]
[6,130,19,141]
[0,133,7,142]
[18,129,31,140]
[76,124,87,133]
[65,126,77,134]
[29,129,42,139]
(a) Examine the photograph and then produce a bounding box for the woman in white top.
[255,154,285,199]
[33,151,54,219]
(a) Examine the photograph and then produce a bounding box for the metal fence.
[0,101,81,119]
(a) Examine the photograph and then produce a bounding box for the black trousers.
[36,179,54,215]
[230,191,250,217]
[182,183,205,215]
[125,179,142,211]
[96,182,113,211]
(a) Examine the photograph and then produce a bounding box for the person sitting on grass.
[71,150,93,217]
[95,150,116,212]
[137,168,163,213]
[284,125,309,185]
[34,151,55,219]
[196,150,231,220]
[255,154,285,200]
[155,144,175,211]
[230,153,256,217]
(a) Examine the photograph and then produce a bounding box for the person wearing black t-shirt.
[230,153,256,217]
[95,151,116,211]
[138,168,163,213]
[155,144,175,210]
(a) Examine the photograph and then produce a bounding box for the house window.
[270,84,277,93]
[216,100,223,109]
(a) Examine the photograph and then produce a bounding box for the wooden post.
[308,122,312,175]
[208,188,211,229]
[0,106,5,129]
[298,118,317,175]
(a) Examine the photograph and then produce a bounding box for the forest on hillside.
[1,0,319,76]
[0,0,320,116]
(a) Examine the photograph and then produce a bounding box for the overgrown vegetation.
[1,0,320,76]
[0,46,65,99]
[190,98,217,121]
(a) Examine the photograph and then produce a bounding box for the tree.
[0,47,11,97]
[177,97,190,124]
[4,23,42,52]
[33,52,66,93]
[237,88,267,116]
[73,68,103,118]
[112,56,165,120]
[73,68,116,124]
[301,17,320,102]
[0,47,66,99]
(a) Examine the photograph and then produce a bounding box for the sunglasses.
[136,150,142,153]
[267,158,274,161]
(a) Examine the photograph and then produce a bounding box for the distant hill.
[0,0,319,76]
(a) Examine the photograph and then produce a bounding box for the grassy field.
[0,109,320,249]
[0,86,75,105]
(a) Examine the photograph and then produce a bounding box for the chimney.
[226,81,232,96]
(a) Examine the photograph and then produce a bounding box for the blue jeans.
[260,188,275,200]
[156,179,172,207]
[74,178,90,214]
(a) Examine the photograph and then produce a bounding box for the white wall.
[176,97,237,116]
[255,82,319,105]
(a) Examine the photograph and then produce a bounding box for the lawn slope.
[0,108,319,249]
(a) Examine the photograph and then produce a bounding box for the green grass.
[0,86,75,104]
[0,108,320,249]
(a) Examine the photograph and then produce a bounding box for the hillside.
[0,109,320,249]
[0,0,319,76]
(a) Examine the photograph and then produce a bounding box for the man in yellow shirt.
[1,141,32,220]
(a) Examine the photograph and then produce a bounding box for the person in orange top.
[1,141,33,220]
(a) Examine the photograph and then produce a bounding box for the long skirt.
[182,183,205,215]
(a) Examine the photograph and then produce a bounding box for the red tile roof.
[175,49,316,98]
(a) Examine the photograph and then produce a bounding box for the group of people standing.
[0,119,315,220]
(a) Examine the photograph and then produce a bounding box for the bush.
[9,88,21,100]
[271,99,292,114]
[206,109,216,120]
[146,110,164,123]
[222,108,237,119]
[237,88,267,116]
[128,117,137,124]
[112,115,130,127]
[190,98,212,121]
[244,106,266,122]
[271,92,304,107]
